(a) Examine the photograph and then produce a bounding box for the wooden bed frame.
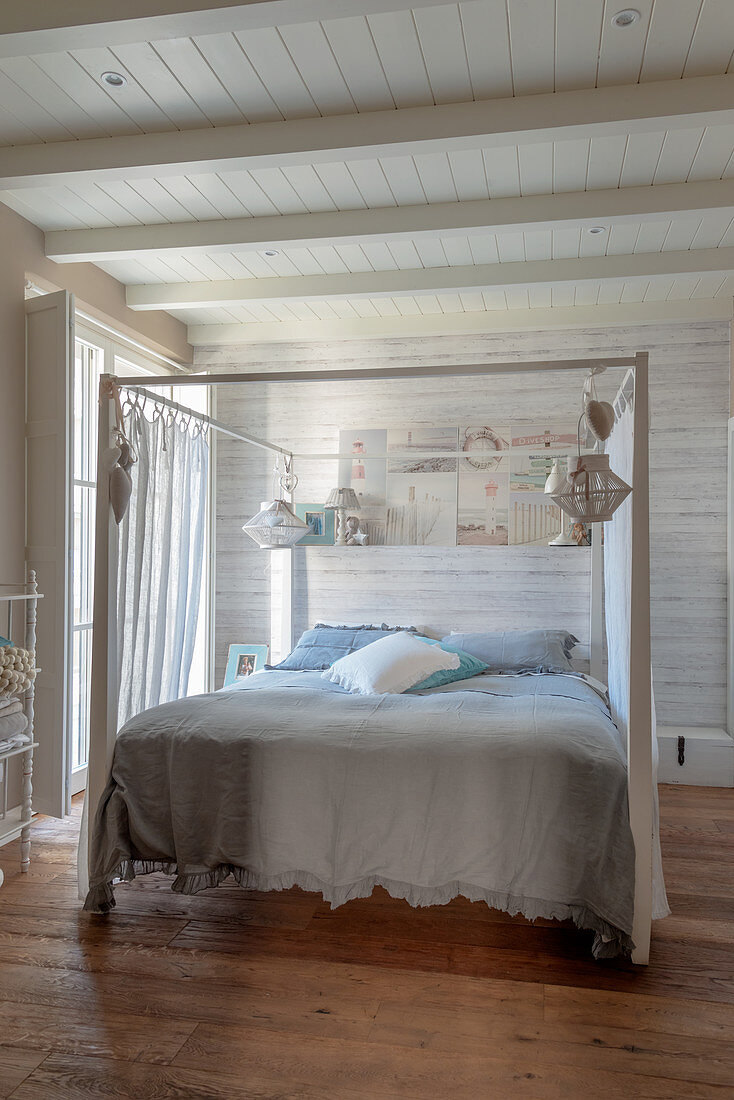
[86,353,654,963]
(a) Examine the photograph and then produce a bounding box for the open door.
[25,290,74,818]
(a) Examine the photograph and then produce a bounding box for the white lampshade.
[550,454,631,523]
[324,487,360,511]
[544,458,566,495]
[242,499,312,548]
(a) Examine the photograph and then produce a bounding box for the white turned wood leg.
[20,750,33,872]
[20,826,31,873]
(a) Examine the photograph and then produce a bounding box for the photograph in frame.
[224,643,269,687]
[293,503,335,546]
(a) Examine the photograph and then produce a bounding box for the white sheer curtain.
[117,404,209,727]
[78,399,209,902]
[605,398,669,920]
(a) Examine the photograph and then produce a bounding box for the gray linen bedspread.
[85,671,636,957]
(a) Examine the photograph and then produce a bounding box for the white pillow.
[322,631,460,695]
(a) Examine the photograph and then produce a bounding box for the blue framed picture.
[293,503,335,546]
[224,643,269,687]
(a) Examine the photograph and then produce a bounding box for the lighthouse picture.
[351,437,366,481]
[338,428,388,543]
[457,460,509,545]
[485,479,499,536]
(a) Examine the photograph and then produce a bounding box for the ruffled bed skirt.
[84,860,633,960]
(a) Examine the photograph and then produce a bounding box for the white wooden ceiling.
[1,0,734,345]
[7,128,734,231]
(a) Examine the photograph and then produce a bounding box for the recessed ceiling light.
[611,8,640,27]
[588,226,608,235]
[101,71,126,88]
[262,249,280,257]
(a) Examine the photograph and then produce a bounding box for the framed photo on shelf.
[224,643,269,687]
[293,503,335,545]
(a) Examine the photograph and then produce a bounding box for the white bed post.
[279,472,294,661]
[628,351,654,965]
[83,376,120,881]
[279,550,294,659]
[589,532,603,682]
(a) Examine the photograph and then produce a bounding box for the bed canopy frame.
[87,351,654,964]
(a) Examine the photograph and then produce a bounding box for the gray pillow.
[272,624,416,672]
[442,629,578,674]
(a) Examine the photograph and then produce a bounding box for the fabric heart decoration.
[585,399,615,442]
[110,463,133,525]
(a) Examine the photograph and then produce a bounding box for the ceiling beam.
[187,298,734,345]
[126,247,734,310]
[0,0,451,58]
[3,74,734,191]
[45,180,734,264]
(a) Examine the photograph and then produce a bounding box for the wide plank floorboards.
[0,785,732,1098]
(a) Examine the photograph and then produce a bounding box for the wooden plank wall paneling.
[197,320,730,728]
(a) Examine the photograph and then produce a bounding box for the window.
[70,326,209,794]
[70,338,103,781]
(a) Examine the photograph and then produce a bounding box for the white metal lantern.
[242,500,312,548]
[550,454,631,523]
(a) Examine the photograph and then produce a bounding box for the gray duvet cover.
[85,671,635,957]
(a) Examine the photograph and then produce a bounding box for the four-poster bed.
[81,352,661,964]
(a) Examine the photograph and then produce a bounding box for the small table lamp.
[544,458,577,546]
[325,487,359,545]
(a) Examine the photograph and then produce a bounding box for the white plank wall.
[198,320,730,728]
[269,545,591,658]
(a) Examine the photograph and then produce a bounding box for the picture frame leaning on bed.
[224,644,269,687]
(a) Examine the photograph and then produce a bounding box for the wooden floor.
[0,787,732,1098]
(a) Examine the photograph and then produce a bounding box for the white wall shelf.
[0,574,41,887]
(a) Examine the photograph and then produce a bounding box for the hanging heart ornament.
[585,399,615,442]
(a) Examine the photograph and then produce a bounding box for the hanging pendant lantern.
[242,500,312,548]
[550,454,631,523]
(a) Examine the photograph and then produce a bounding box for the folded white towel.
[0,732,31,753]
[0,710,28,740]
[0,697,23,716]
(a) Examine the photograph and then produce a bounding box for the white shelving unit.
[0,573,41,886]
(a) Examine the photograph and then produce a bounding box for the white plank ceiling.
[5,129,734,231]
[2,1,733,144]
[1,0,734,343]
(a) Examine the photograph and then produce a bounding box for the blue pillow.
[408,639,489,692]
[443,629,577,674]
[271,624,416,671]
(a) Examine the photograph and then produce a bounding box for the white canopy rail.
[83,352,656,964]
